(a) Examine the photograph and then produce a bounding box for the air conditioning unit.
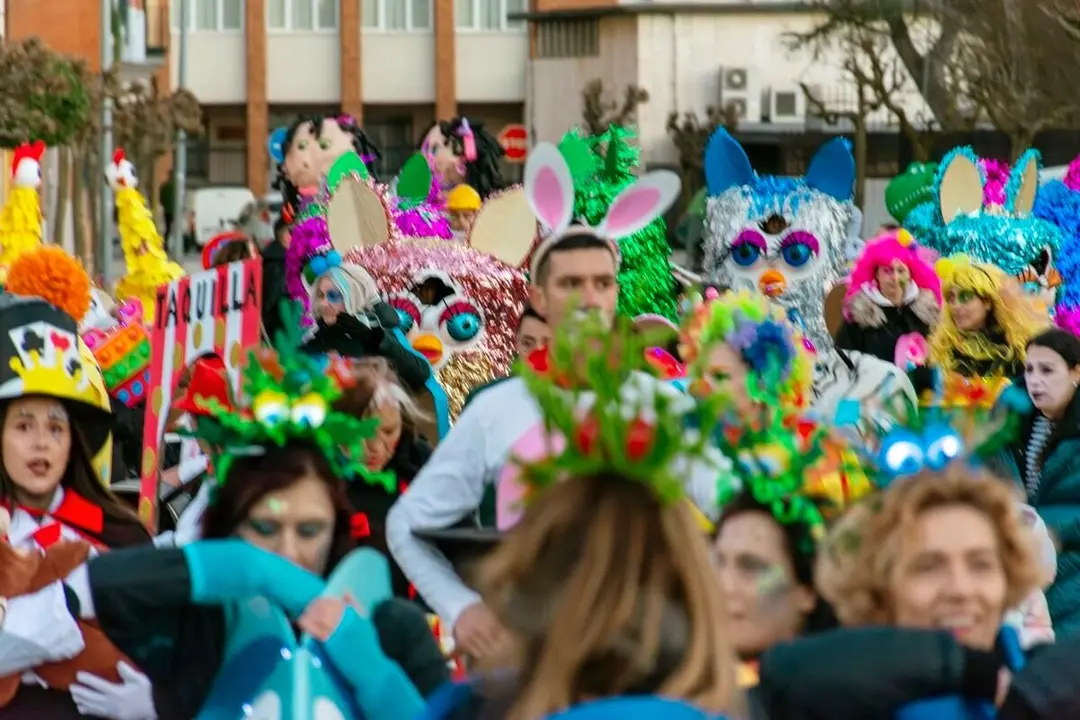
[765,87,807,124]
[718,66,762,123]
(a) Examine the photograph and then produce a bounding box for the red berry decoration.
[575,415,601,454]
[626,418,654,461]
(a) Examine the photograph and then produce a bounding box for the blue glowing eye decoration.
[731,244,761,267]
[880,431,925,479]
[781,243,813,268]
[923,425,964,469]
[1022,281,1042,295]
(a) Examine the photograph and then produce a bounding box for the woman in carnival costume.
[997,328,1080,639]
[923,255,1046,389]
[834,229,942,366]
[40,310,449,719]
[0,245,154,719]
[419,116,507,203]
[423,316,743,720]
[284,151,435,395]
[749,375,1069,719]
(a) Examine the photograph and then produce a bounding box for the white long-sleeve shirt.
[386,372,724,630]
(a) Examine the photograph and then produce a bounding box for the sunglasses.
[946,289,979,305]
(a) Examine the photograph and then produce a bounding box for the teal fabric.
[183,539,324,617]
[994,397,1080,639]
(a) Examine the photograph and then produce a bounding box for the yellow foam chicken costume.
[109,148,185,321]
[0,140,45,282]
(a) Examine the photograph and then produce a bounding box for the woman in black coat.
[302,262,431,392]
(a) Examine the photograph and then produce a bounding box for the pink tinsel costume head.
[1066,155,1080,192]
[284,209,333,321]
[845,229,942,308]
[980,158,1011,207]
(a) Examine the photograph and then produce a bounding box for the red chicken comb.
[172,361,233,416]
[112,148,126,165]
[11,140,45,175]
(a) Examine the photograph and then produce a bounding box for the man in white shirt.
[386,232,720,662]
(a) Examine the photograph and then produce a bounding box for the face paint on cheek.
[754,565,794,608]
[267,499,287,517]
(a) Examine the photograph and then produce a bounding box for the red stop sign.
[498,124,529,163]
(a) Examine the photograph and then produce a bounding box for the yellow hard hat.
[446,184,481,212]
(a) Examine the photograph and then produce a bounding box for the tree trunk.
[71,146,91,272]
[853,118,868,209]
[52,147,71,250]
[1009,129,1036,162]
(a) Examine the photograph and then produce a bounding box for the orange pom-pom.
[6,246,92,322]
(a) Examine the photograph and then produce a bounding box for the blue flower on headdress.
[731,319,794,381]
[303,250,342,284]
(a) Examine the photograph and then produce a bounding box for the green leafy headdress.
[180,304,394,495]
[516,313,725,506]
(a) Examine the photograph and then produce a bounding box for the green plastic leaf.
[558,131,598,186]
[396,153,432,209]
[326,150,370,194]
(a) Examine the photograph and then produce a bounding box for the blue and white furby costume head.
[1032,154,1080,334]
[701,129,858,352]
[903,148,1063,278]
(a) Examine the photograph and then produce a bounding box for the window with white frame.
[365,0,432,31]
[172,0,244,31]
[455,0,526,31]
[266,0,339,31]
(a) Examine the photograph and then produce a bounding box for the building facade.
[522,0,931,167]
[173,0,529,192]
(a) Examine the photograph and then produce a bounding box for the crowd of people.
[1,115,1080,719]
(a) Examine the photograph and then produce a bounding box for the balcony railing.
[117,0,169,65]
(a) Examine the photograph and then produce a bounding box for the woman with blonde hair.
[303,261,432,392]
[926,255,1046,383]
[425,318,741,719]
[751,465,1047,719]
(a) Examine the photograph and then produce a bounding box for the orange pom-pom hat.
[5,246,92,322]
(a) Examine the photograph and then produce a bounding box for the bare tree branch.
[581,80,649,137]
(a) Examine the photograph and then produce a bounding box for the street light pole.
[100,0,114,285]
[170,0,189,261]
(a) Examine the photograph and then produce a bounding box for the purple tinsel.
[1056,305,1080,336]
[285,214,333,321]
[980,158,1010,206]
[1066,156,1080,192]
[392,177,453,239]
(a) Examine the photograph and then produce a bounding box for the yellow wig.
[930,255,1047,375]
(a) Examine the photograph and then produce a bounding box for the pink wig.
[845,230,943,305]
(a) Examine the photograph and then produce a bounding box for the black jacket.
[302,302,432,392]
[756,627,1001,719]
[349,433,432,598]
[260,240,289,343]
[835,288,939,365]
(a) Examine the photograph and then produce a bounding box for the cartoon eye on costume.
[780,231,820,269]
[1022,280,1042,295]
[439,300,483,343]
[290,392,328,429]
[923,425,964,469]
[387,295,422,333]
[880,430,925,478]
[730,230,767,267]
[253,390,290,427]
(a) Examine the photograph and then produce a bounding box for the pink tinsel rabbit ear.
[524,142,574,236]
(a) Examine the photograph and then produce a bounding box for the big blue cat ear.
[704,128,755,196]
[805,137,855,201]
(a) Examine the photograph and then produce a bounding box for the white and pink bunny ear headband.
[524,142,682,278]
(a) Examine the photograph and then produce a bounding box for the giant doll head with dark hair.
[275,114,382,224]
[419,116,506,202]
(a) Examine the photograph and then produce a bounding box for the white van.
[185,186,257,248]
